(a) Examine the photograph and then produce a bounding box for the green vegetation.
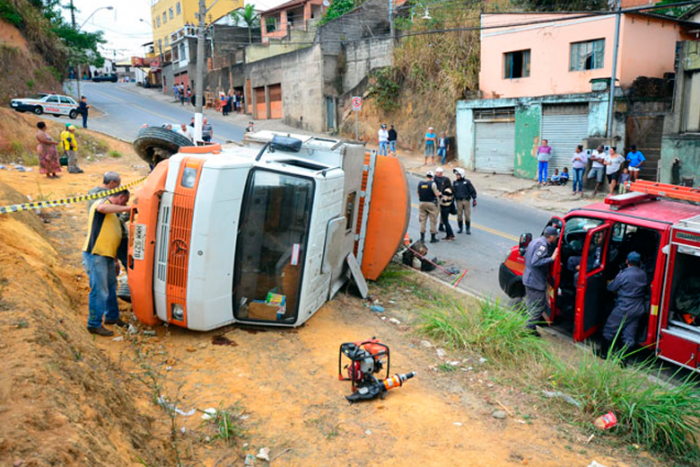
[378,264,700,464]
[207,405,246,446]
[230,4,259,44]
[367,67,401,112]
[0,1,23,26]
[108,150,122,159]
[551,348,700,458]
[319,0,363,25]
[420,298,544,365]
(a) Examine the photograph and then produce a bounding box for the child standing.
[618,167,631,194]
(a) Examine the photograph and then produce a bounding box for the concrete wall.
[246,26,317,63]
[244,44,325,130]
[342,38,393,93]
[479,13,688,99]
[659,41,700,184]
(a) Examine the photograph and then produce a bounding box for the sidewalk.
[124,84,602,213]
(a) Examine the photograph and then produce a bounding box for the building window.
[156,16,160,27]
[570,39,605,71]
[504,50,530,79]
[158,39,162,53]
[163,12,167,24]
[169,8,174,19]
[165,37,169,46]
[176,2,181,15]
[265,16,277,33]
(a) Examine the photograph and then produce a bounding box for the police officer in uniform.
[452,168,477,234]
[522,226,560,335]
[599,251,648,358]
[433,167,452,232]
[417,171,441,244]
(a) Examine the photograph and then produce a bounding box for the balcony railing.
[170,25,197,44]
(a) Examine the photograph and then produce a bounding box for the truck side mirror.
[519,233,532,255]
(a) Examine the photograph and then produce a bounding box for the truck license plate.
[133,224,147,260]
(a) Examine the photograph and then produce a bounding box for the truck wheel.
[69,110,78,119]
[33,106,43,115]
[133,126,195,166]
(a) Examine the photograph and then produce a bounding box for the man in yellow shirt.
[60,124,83,174]
[83,190,131,336]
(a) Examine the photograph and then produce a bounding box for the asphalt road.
[405,174,552,298]
[54,81,553,298]
[64,81,246,143]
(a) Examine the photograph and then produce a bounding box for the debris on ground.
[156,395,195,416]
[542,390,581,408]
[492,411,507,420]
[142,329,156,336]
[587,461,607,467]
[420,340,432,348]
[370,305,385,313]
[594,412,618,430]
[389,317,401,325]
[256,447,270,461]
[201,408,218,421]
[436,348,447,358]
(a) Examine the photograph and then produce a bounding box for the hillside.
[0,0,67,104]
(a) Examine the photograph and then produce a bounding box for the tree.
[230,4,259,44]
[319,0,360,26]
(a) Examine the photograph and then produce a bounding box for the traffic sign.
[352,96,362,111]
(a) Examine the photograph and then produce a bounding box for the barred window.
[570,39,605,71]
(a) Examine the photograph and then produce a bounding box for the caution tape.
[0,177,147,215]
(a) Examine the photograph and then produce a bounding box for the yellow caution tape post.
[0,177,147,215]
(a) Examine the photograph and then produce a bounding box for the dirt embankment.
[0,16,62,105]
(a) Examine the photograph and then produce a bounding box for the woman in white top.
[604,147,625,195]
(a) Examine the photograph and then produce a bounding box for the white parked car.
[10,93,80,119]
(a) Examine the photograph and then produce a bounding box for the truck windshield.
[233,169,314,324]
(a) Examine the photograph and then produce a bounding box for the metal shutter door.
[475,121,515,174]
[541,105,589,171]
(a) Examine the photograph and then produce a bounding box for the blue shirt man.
[626,145,645,182]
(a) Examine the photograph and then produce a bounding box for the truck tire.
[69,110,78,119]
[33,106,43,115]
[133,126,195,166]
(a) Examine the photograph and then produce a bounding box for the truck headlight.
[181,167,197,188]
[171,304,184,321]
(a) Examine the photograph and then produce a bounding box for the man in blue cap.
[600,251,648,358]
[522,226,560,335]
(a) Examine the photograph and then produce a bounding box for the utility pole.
[606,0,621,139]
[388,0,394,40]
[70,0,81,99]
[194,0,207,143]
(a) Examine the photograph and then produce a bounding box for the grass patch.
[419,298,544,365]
[206,405,246,446]
[108,150,122,158]
[550,347,700,459]
[437,362,457,373]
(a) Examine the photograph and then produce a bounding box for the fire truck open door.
[573,223,611,342]
[544,216,565,324]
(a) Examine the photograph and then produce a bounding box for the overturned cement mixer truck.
[126,128,410,331]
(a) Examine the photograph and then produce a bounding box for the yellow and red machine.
[127,132,410,330]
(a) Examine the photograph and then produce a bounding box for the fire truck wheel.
[133,126,195,166]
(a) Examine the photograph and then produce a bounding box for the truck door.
[544,216,565,323]
[573,223,611,341]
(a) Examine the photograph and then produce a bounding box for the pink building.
[480,13,693,99]
[261,0,326,42]
[457,12,699,180]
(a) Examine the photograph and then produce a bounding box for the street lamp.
[71,3,114,98]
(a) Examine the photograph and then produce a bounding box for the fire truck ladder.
[629,180,700,203]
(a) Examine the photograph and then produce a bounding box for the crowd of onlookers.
[376,124,453,166]
[535,140,645,197]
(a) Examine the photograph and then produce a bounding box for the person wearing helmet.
[522,226,560,335]
[417,171,441,243]
[60,124,83,174]
[452,168,477,234]
[599,251,649,360]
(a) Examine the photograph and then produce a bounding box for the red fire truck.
[499,181,700,371]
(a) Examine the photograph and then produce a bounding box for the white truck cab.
[128,132,409,330]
